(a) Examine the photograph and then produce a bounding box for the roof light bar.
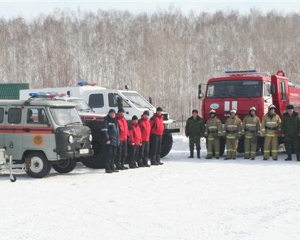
[29,92,66,98]
[225,70,257,74]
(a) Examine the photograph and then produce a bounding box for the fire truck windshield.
[206,80,262,98]
[50,107,82,126]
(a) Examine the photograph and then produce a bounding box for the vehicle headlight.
[68,135,74,143]
[89,134,93,142]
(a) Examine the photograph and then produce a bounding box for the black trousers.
[115,141,128,166]
[128,145,139,166]
[150,134,162,162]
[105,145,117,170]
[285,135,299,155]
[139,141,150,164]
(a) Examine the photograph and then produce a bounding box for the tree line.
[0,7,300,120]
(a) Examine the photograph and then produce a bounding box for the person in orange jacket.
[149,107,165,165]
[128,115,142,168]
[138,110,151,167]
[115,108,129,170]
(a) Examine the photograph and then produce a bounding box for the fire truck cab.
[0,93,93,178]
[198,70,300,155]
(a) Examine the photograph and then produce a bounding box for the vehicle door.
[0,105,5,149]
[22,107,56,159]
[4,105,23,159]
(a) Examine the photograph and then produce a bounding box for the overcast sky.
[1,1,300,19]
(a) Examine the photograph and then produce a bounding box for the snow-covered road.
[1,136,300,240]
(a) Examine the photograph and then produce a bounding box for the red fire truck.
[198,70,300,155]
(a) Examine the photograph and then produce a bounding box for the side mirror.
[198,84,204,99]
[117,97,123,108]
[270,84,275,94]
[149,97,152,104]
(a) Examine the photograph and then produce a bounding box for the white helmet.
[268,104,276,110]
[230,108,237,114]
[249,106,256,111]
[209,109,216,114]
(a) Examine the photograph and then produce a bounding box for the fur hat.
[132,115,138,120]
[156,107,163,112]
[108,109,116,114]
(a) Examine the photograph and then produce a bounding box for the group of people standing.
[185,104,300,161]
[101,107,165,173]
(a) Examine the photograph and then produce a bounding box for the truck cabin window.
[206,80,262,98]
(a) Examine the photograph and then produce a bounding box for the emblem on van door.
[33,135,44,146]
[210,103,219,109]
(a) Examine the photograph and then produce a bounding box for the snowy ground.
[1,135,300,240]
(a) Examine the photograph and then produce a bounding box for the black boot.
[143,159,151,167]
[188,151,194,158]
[297,154,300,161]
[105,164,112,173]
[197,150,200,159]
[285,154,292,161]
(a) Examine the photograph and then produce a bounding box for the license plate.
[80,149,89,154]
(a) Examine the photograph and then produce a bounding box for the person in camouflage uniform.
[281,104,300,161]
[205,109,222,159]
[242,106,261,160]
[261,104,281,161]
[185,109,205,158]
[224,109,242,160]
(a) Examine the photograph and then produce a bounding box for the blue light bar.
[225,70,257,74]
[77,81,88,86]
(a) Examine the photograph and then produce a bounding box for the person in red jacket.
[115,108,129,170]
[128,115,142,168]
[138,110,151,167]
[149,107,165,165]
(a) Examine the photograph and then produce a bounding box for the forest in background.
[1,6,300,120]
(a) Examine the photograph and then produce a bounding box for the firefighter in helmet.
[261,104,281,160]
[281,104,300,161]
[205,109,222,159]
[242,106,261,160]
[224,108,242,160]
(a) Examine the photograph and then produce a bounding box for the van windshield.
[68,99,92,112]
[122,92,153,108]
[206,80,262,98]
[50,107,82,126]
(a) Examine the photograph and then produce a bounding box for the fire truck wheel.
[80,140,106,169]
[26,152,52,178]
[161,133,173,158]
[52,159,77,173]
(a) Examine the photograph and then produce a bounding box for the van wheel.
[26,152,52,178]
[52,159,77,173]
[161,133,173,158]
[80,139,106,169]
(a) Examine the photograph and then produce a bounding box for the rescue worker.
[149,107,165,165]
[128,115,142,168]
[101,109,120,173]
[115,108,129,170]
[242,106,261,160]
[205,109,222,159]
[261,104,281,160]
[185,109,205,158]
[281,104,300,161]
[138,110,151,167]
[224,109,242,160]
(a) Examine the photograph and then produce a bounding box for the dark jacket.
[281,111,300,136]
[150,113,164,136]
[185,116,205,137]
[101,114,120,147]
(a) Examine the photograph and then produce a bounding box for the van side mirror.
[270,84,275,94]
[117,97,123,108]
[149,97,152,104]
[198,84,204,99]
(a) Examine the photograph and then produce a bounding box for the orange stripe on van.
[0,125,54,134]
